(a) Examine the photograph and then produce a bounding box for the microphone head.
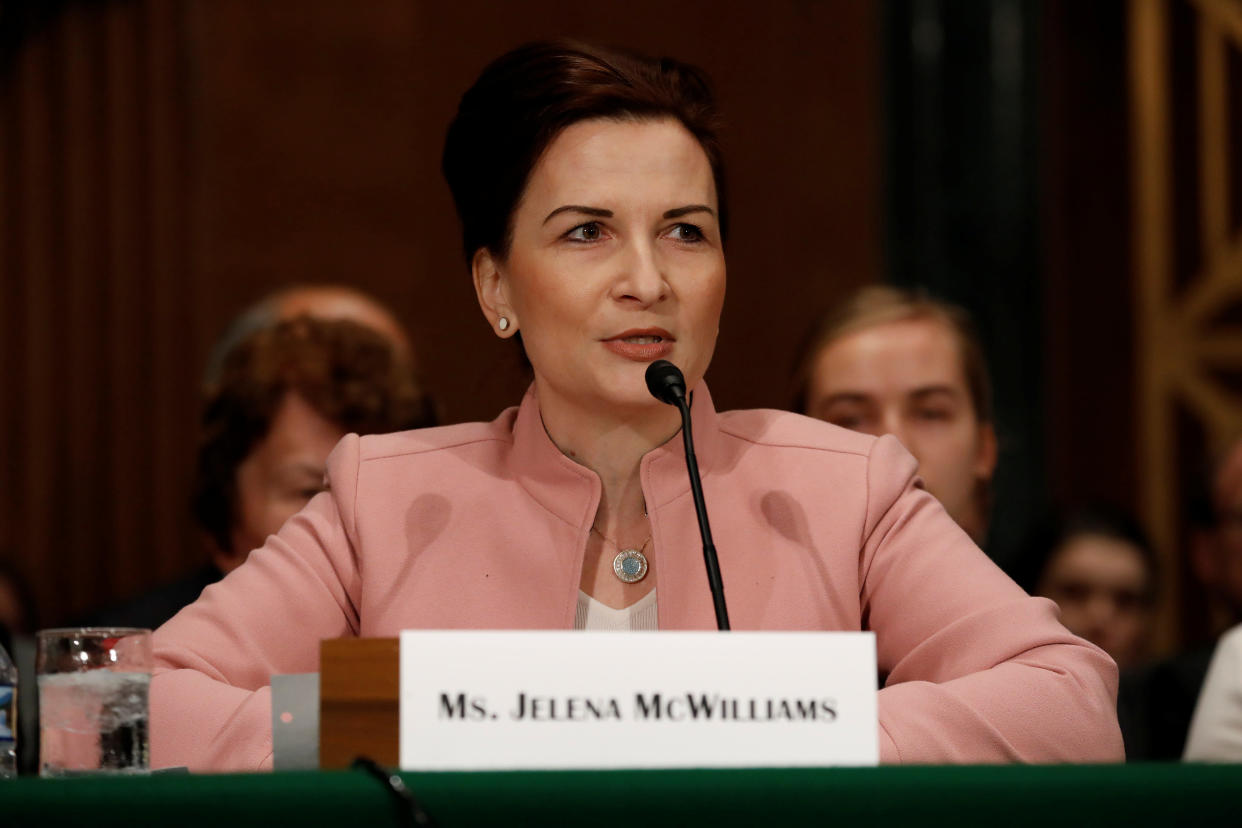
[645,360,687,406]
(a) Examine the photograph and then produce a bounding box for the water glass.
[36,628,152,777]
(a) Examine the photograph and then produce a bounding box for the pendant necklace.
[590,524,651,584]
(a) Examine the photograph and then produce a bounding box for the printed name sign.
[398,630,877,771]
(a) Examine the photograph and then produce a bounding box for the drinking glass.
[36,628,152,777]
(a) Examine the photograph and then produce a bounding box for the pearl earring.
[498,317,510,332]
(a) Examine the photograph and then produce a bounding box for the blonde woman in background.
[793,286,997,543]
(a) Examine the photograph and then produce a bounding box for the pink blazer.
[151,385,1123,770]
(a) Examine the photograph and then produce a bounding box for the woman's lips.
[602,330,675,362]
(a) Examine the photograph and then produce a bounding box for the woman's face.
[476,117,725,414]
[805,317,997,540]
[1037,533,1153,669]
[222,391,344,573]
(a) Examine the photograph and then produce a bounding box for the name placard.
[398,630,877,771]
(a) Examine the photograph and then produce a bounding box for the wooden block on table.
[319,637,399,769]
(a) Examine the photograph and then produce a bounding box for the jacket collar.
[508,382,721,529]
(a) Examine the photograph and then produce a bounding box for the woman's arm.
[150,435,364,771]
[860,435,1123,763]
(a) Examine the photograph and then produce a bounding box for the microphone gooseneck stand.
[644,360,731,631]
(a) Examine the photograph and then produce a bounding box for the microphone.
[644,360,730,631]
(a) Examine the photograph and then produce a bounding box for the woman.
[792,286,997,544]
[93,311,432,631]
[151,41,1122,770]
[1184,622,1242,761]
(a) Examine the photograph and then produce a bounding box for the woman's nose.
[614,240,668,305]
[1085,594,1118,625]
[883,411,911,449]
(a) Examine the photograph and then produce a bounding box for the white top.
[1184,623,1242,761]
[574,589,658,631]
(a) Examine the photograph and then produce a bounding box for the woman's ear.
[472,248,517,337]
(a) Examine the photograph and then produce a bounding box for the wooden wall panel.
[1,1,200,624]
[0,1,880,625]
[1041,0,1137,514]
[144,0,196,605]
[1043,0,1242,652]
[1129,0,1242,649]
[60,7,103,614]
[11,9,66,623]
[184,0,880,423]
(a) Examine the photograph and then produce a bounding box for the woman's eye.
[1058,583,1090,603]
[915,408,951,422]
[566,222,603,242]
[825,411,869,431]
[668,223,704,242]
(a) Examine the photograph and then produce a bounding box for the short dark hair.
[190,316,436,554]
[442,40,727,264]
[1017,504,1160,603]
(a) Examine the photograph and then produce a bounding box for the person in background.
[1018,506,1158,671]
[792,286,997,545]
[1188,438,1242,639]
[0,561,38,774]
[1184,621,1242,761]
[191,315,435,573]
[0,562,36,650]
[1119,437,1242,759]
[92,308,435,630]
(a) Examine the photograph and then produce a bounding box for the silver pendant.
[613,548,649,584]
